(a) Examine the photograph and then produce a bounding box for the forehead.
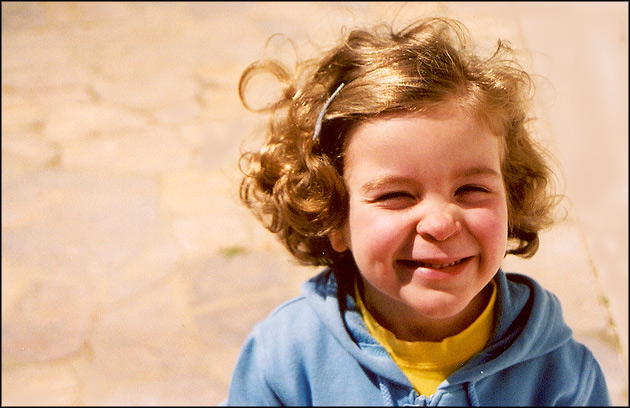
[341,106,503,181]
[346,97,500,139]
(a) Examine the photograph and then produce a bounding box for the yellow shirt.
[355,280,496,396]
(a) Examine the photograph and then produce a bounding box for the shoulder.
[476,337,611,405]
[255,295,324,339]
[499,270,565,319]
[490,270,574,359]
[247,283,343,362]
[502,270,547,296]
[489,271,611,404]
[227,273,359,405]
[246,268,360,367]
[225,295,328,405]
[495,270,563,320]
[534,337,611,405]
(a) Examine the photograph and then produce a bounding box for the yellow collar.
[355,279,497,369]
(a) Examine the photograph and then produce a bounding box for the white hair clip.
[312,83,345,141]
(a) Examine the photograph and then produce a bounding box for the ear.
[329,229,349,253]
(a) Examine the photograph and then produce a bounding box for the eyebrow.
[359,167,501,194]
[457,166,501,178]
[360,176,416,194]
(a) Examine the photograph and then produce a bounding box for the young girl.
[225,17,611,406]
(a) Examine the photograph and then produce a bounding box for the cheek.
[345,204,409,259]
[466,205,509,252]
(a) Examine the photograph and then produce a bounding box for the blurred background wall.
[2,2,627,405]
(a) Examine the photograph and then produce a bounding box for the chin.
[406,293,471,320]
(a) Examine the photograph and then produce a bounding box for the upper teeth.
[420,258,464,269]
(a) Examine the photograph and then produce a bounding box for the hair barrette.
[312,82,345,141]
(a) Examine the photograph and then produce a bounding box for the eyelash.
[374,192,414,202]
[456,185,490,195]
[374,185,490,202]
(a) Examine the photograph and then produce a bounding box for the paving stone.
[162,169,282,254]
[102,226,182,307]
[180,250,319,402]
[1,257,29,318]
[502,219,611,333]
[183,251,310,305]
[161,168,283,254]
[200,85,244,124]
[1,130,58,168]
[154,99,202,126]
[177,122,224,155]
[90,73,197,111]
[1,30,72,70]
[3,86,94,118]
[51,2,134,26]
[2,61,92,91]
[61,126,191,174]
[1,362,80,406]
[0,149,34,185]
[2,170,161,274]
[0,94,47,134]
[1,2,49,31]
[87,276,190,381]
[193,119,255,171]
[182,250,315,348]
[161,169,240,217]
[42,103,149,143]
[575,198,629,364]
[2,275,94,363]
[82,371,226,406]
[172,213,254,256]
[81,271,236,406]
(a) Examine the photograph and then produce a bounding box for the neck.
[359,279,493,342]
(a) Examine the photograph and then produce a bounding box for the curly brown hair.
[238,17,562,268]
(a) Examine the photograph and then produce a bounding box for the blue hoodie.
[224,268,611,406]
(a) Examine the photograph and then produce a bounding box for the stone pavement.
[1,2,627,406]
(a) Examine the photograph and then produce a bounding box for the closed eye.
[376,191,414,201]
[368,191,416,209]
[455,185,493,204]
[456,185,489,195]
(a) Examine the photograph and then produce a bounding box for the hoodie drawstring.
[378,376,395,406]
[466,382,480,406]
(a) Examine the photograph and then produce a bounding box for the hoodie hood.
[225,266,610,406]
[301,267,574,392]
[301,266,412,387]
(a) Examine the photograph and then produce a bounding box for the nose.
[416,201,461,242]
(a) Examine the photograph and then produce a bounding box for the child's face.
[330,102,508,340]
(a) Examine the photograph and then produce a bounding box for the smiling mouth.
[399,257,471,270]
